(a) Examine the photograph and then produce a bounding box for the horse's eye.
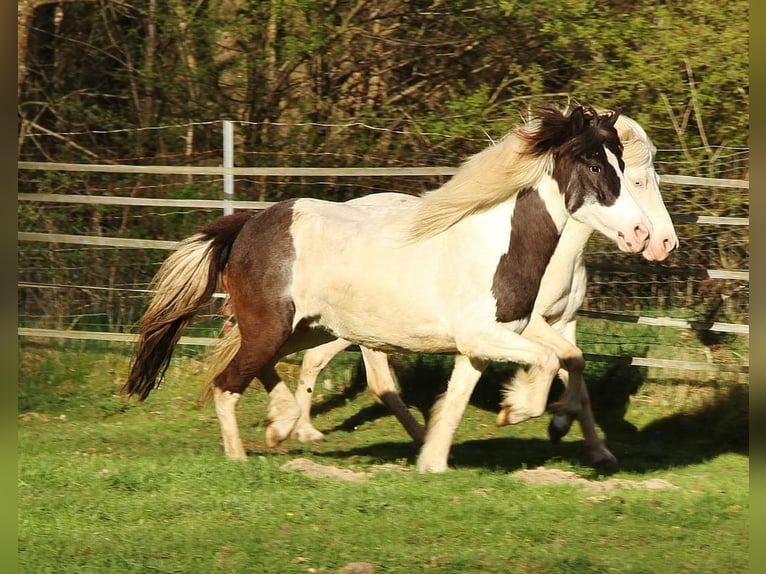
[589,165,601,173]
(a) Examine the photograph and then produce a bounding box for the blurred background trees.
[18,0,748,175]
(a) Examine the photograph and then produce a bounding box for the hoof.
[496,405,532,426]
[265,417,298,448]
[547,414,573,444]
[223,446,248,461]
[589,449,619,474]
[292,425,326,443]
[416,459,449,474]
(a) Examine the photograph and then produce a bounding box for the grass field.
[18,338,749,573]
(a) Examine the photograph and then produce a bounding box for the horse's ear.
[569,106,587,134]
[601,109,621,129]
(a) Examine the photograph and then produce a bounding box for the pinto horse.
[125,106,652,472]
[268,113,677,466]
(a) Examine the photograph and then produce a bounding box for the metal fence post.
[223,120,234,216]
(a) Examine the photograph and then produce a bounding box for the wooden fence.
[17,161,749,375]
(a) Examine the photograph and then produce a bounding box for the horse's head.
[528,106,652,253]
[613,114,679,261]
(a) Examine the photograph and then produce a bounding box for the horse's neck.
[532,217,593,322]
[556,219,594,258]
[535,176,571,234]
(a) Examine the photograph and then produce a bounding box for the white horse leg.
[456,324,562,426]
[496,315,583,426]
[214,349,300,458]
[214,388,247,460]
[417,354,488,473]
[265,378,302,447]
[292,338,352,443]
[360,347,426,446]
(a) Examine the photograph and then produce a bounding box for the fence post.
[223,120,234,216]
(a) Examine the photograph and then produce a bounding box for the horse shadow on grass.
[312,353,749,474]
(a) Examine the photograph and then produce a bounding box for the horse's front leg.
[417,354,487,473]
[416,326,562,473]
[497,315,616,466]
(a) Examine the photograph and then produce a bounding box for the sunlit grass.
[18,340,748,573]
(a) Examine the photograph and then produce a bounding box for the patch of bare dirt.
[337,562,375,574]
[511,466,679,492]
[280,458,411,482]
[280,458,369,482]
[18,412,67,422]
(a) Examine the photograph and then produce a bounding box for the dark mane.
[521,106,624,169]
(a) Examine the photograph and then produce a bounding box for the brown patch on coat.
[213,200,299,394]
[492,188,559,322]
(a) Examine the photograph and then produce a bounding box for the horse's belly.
[294,278,456,353]
[290,249,456,352]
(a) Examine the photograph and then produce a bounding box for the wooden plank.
[18,327,748,372]
[659,174,749,189]
[19,232,750,282]
[671,214,748,226]
[585,261,749,281]
[17,327,219,346]
[17,193,751,228]
[18,161,458,177]
[18,193,273,211]
[583,353,748,373]
[17,161,751,188]
[18,232,178,250]
[577,310,749,334]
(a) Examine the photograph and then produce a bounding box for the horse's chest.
[492,189,560,323]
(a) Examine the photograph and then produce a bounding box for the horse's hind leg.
[262,366,302,448]
[291,338,352,443]
[361,347,426,446]
[213,329,300,459]
[214,385,248,460]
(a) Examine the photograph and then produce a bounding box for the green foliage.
[19,0,748,164]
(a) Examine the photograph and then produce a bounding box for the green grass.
[18,339,749,573]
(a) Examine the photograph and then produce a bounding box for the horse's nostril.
[663,236,677,254]
[634,224,649,243]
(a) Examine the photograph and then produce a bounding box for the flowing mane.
[615,115,655,169]
[406,121,552,241]
[407,107,613,241]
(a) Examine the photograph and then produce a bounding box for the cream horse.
[265,113,678,466]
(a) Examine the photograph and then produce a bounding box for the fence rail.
[18,160,751,189]
[17,193,751,230]
[16,327,749,374]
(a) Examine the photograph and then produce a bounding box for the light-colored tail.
[125,212,251,400]
[199,322,242,404]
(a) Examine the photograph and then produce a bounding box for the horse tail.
[125,212,252,401]
[198,322,242,404]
